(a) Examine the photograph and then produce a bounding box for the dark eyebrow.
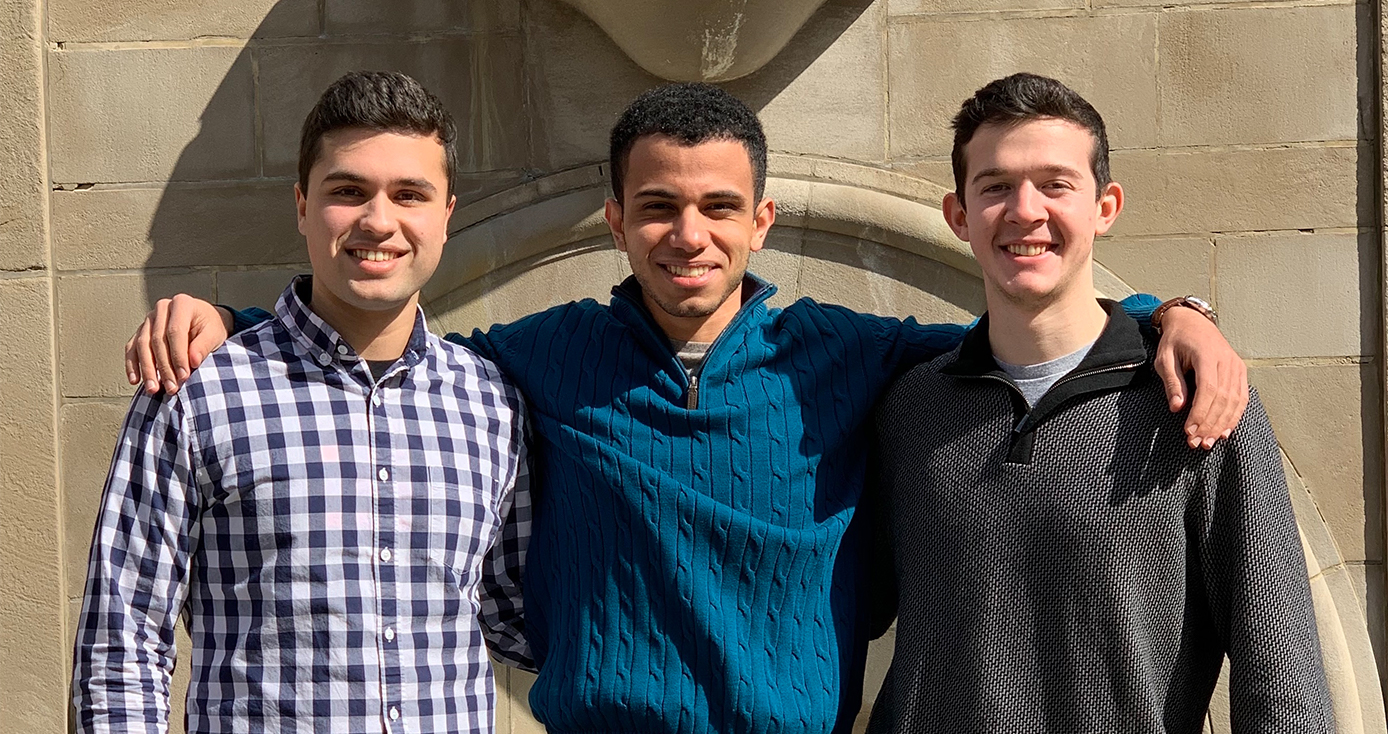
[970,164,1086,185]
[631,187,747,206]
[320,171,438,194]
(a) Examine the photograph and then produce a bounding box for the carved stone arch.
[423,159,1384,733]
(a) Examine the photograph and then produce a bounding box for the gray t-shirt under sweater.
[994,339,1095,408]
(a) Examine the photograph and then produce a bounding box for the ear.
[604,197,627,252]
[295,182,308,235]
[749,198,776,253]
[1093,181,1123,236]
[445,193,457,220]
[942,191,970,243]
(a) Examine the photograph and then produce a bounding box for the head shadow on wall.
[145,0,890,314]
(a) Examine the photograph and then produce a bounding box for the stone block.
[325,0,519,35]
[1216,232,1374,359]
[217,268,308,311]
[1110,145,1364,236]
[257,35,528,177]
[1345,563,1385,673]
[453,170,530,210]
[49,0,317,43]
[888,13,1158,158]
[0,0,46,272]
[1248,363,1383,563]
[52,182,303,271]
[1093,237,1212,301]
[857,628,894,732]
[890,0,1082,15]
[800,231,984,323]
[892,158,955,193]
[724,2,886,162]
[49,46,255,184]
[756,228,808,310]
[1159,5,1360,147]
[502,668,545,733]
[0,276,63,733]
[57,272,216,399]
[523,0,661,170]
[61,400,131,603]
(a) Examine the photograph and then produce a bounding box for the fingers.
[187,304,232,373]
[1183,361,1221,449]
[165,294,196,387]
[149,298,179,395]
[127,317,161,394]
[1153,342,1186,412]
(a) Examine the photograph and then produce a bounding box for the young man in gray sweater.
[868,73,1334,732]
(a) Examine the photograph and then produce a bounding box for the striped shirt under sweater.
[868,304,1334,733]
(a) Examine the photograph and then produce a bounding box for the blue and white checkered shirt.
[73,277,532,734]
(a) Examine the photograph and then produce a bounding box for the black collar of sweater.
[941,300,1154,451]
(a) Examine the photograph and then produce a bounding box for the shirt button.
[316,352,331,366]
[336,344,349,355]
[389,707,400,721]
[378,467,389,481]
[384,627,395,642]
[372,393,382,406]
[380,547,392,562]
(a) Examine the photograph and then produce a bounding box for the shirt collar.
[274,274,432,375]
[941,299,1150,378]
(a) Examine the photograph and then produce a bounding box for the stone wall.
[0,0,1381,731]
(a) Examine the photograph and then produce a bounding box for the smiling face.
[296,127,456,328]
[943,117,1122,313]
[605,134,775,342]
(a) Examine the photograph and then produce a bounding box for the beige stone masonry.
[1109,145,1363,236]
[0,0,48,270]
[0,278,64,733]
[60,400,129,616]
[1217,231,1375,359]
[256,34,528,176]
[1158,4,1360,147]
[1251,363,1384,564]
[724,1,887,162]
[325,0,520,35]
[889,0,1082,16]
[887,12,1158,158]
[799,230,983,322]
[1093,236,1213,301]
[49,0,318,43]
[57,272,215,399]
[217,267,310,310]
[52,182,301,271]
[48,45,255,184]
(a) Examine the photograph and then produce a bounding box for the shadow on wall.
[145,0,874,310]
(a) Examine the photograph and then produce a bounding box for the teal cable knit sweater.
[233,275,1159,733]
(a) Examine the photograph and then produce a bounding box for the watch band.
[1152,296,1218,334]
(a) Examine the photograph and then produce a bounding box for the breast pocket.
[403,468,500,594]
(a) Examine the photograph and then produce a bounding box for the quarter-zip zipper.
[687,374,699,410]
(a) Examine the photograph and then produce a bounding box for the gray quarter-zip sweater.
[867,301,1334,734]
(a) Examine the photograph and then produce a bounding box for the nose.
[1005,181,1048,228]
[357,192,398,237]
[666,206,708,252]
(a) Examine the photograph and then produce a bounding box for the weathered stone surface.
[453,170,531,211]
[57,272,216,399]
[723,2,886,161]
[1345,563,1385,674]
[1216,232,1374,359]
[1159,5,1359,146]
[800,231,984,322]
[502,668,545,733]
[61,400,129,604]
[326,0,519,35]
[257,35,528,176]
[217,268,308,310]
[52,182,303,271]
[756,228,808,310]
[427,239,626,335]
[523,0,661,170]
[1094,237,1212,301]
[49,46,255,184]
[1249,363,1383,563]
[891,158,955,193]
[1110,145,1364,236]
[888,13,1158,158]
[0,277,63,733]
[0,0,48,271]
[50,0,316,42]
[858,629,894,732]
[890,0,1081,15]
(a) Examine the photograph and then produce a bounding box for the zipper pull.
[687,374,699,410]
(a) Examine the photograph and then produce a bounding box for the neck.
[644,285,746,344]
[307,280,419,361]
[985,284,1108,366]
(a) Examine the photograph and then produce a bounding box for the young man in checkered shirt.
[72,71,531,734]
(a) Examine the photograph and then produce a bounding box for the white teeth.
[1005,243,1049,257]
[350,249,400,262]
[665,264,711,278]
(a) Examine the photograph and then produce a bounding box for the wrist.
[1152,295,1218,334]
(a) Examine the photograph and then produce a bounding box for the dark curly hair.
[608,83,768,204]
[950,73,1110,206]
[298,70,457,197]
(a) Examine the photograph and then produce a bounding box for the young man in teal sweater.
[124,83,1246,733]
